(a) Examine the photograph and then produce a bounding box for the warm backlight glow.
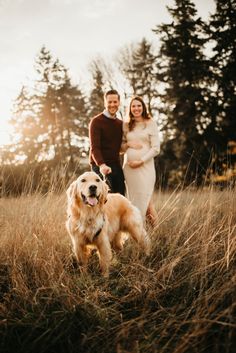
[0,120,14,147]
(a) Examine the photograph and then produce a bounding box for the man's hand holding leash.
[99,164,112,175]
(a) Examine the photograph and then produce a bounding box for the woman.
[122,96,160,224]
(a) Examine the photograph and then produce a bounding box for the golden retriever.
[66,171,150,277]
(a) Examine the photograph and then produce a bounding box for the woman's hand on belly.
[127,141,143,149]
[128,160,144,168]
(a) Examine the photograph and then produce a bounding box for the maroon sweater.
[89,113,123,166]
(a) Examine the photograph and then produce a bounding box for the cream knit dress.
[123,119,160,221]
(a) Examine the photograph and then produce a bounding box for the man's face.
[104,94,120,116]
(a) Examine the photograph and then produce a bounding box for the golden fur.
[66,171,150,277]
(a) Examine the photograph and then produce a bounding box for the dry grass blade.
[0,185,235,353]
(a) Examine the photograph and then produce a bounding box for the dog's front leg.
[72,237,90,273]
[96,235,112,277]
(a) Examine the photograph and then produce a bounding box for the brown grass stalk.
[0,185,235,353]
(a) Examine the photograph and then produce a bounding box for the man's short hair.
[104,89,120,100]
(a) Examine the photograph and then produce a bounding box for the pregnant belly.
[126,146,149,161]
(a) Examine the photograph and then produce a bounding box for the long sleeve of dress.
[140,120,160,163]
[120,122,129,152]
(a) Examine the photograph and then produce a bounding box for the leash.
[103,174,112,192]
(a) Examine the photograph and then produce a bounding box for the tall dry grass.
[0,185,235,353]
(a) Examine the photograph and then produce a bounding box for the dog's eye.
[81,179,86,183]
[96,178,100,182]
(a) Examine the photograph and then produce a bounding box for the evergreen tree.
[118,39,158,115]
[33,47,70,162]
[10,46,88,172]
[52,71,89,170]
[208,0,236,173]
[88,60,105,118]
[118,43,138,95]
[153,0,212,185]
[10,86,42,163]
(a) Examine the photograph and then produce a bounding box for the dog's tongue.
[87,197,98,206]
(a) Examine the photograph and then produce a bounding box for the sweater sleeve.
[89,118,105,166]
[141,120,160,163]
[120,122,129,152]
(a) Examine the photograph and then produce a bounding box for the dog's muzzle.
[81,185,99,207]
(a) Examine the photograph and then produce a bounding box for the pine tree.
[88,60,105,118]
[208,0,236,173]
[118,39,158,115]
[33,47,69,162]
[153,0,212,185]
[52,71,89,171]
[10,46,88,172]
[10,86,43,163]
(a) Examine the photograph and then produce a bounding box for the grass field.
[0,186,235,353]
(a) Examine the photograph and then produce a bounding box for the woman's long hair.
[128,96,151,131]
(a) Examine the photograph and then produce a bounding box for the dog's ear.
[100,180,109,204]
[66,181,77,204]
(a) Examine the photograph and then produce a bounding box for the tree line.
[1,0,236,195]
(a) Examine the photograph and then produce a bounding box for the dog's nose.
[89,184,97,193]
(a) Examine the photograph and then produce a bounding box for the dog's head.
[66,171,108,208]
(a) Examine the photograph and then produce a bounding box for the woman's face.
[130,99,143,119]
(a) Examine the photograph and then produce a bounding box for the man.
[89,89,125,195]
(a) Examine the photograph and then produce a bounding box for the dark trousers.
[91,164,126,196]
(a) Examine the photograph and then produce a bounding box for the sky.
[0,0,215,146]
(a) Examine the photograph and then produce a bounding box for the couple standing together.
[89,89,160,226]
